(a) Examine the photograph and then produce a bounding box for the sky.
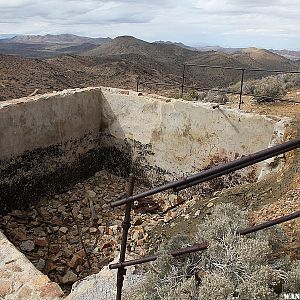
[0,0,299,49]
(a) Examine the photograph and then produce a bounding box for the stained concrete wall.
[0,88,131,212]
[100,87,278,185]
[0,87,281,212]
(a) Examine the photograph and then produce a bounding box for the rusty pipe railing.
[110,210,300,269]
[116,174,135,300]
[111,136,300,208]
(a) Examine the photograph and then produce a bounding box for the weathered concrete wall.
[0,88,131,212]
[100,87,278,186]
[0,86,280,212]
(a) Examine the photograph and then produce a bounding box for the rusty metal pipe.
[110,210,300,270]
[180,64,186,98]
[238,69,245,109]
[111,137,300,208]
[237,210,300,235]
[173,140,299,192]
[110,242,209,269]
[116,174,135,300]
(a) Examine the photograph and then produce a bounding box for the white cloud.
[0,0,299,49]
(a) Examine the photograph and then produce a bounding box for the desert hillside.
[0,35,299,101]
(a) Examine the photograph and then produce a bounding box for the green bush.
[126,203,299,300]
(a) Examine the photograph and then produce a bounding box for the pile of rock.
[0,169,217,295]
[0,170,193,294]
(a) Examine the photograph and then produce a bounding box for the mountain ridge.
[1,35,299,101]
[5,34,112,45]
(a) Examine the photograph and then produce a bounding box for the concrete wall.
[100,87,278,186]
[0,87,281,212]
[0,88,131,212]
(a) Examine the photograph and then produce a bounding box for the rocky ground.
[3,167,298,297]
[0,170,194,295]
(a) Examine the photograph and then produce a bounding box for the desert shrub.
[198,273,235,300]
[202,90,229,104]
[231,76,287,102]
[185,89,229,104]
[251,76,287,102]
[283,260,300,292]
[229,72,300,103]
[187,89,200,101]
[279,73,300,90]
[127,203,298,300]
[127,234,199,300]
[237,266,282,300]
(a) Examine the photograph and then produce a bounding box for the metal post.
[116,174,135,300]
[239,69,245,109]
[180,64,186,98]
[136,77,140,92]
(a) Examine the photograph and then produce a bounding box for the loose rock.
[20,240,35,252]
[62,270,78,284]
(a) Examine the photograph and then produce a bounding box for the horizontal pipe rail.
[237,210,300,235]
[111,136,300,208]
[141,81,181,86]
[110,242,209,269]
[184,64,300,74]
[110,210,300,269]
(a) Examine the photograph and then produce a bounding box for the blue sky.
[0,0,299,49]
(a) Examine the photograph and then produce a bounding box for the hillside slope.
[1,36,300,101]
[0,53,180,101]
[233,48,297,70]
[84,36,199,65]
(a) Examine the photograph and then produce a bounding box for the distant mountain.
[83,37,299,89]
[196,45,243,53]
[84,36,299,71]
[84,36,203,65]
[7,34,111,45]
[0,34,112,58]
[0,34,16,39]
[271,49,300,61]
[154,40,198,51]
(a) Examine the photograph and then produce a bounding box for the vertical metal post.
[116,174,135,300]
[239,69,245,109]
[136,77,140,92]
[180,64,186,98]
